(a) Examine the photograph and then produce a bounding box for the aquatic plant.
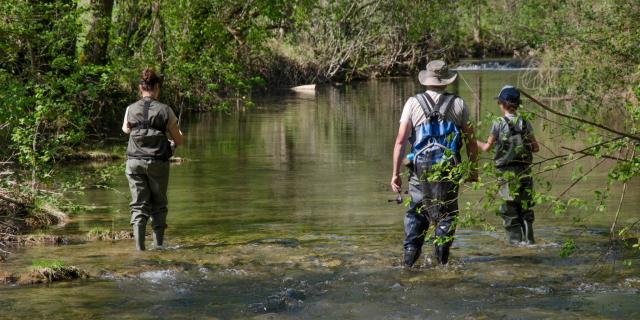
[30,259,65,271]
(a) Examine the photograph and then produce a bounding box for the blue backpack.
[408,93,462,178]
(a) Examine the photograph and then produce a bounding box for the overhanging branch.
[520,89,640,142]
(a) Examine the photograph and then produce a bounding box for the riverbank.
[0,190,68,242]
[0,148,196,262]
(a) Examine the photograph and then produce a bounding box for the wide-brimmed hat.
[495,85,521,106]
[418,60,458,86]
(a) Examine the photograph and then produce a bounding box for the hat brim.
[418,70,458,86]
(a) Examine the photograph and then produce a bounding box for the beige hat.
[418,60,458,86]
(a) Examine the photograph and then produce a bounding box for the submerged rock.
[249,288,306,313]
[249,238,300,248]
[622,277,640,289]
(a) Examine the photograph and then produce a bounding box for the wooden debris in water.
[290,84,316,94]
[68,151,123,162]
[170,156,187,164]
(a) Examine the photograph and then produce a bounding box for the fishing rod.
[456,71,482,109]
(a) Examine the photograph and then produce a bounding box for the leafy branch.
[520,89,640,142]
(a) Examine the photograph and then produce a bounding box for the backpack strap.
[503,116,524,134]
[438,95,455,119]
[415,93,434,118]
[422,93,437,112]
[415,93,455,120]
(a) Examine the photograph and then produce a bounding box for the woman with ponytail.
[122,68,183,250]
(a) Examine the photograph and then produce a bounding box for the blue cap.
[495,85,521,106]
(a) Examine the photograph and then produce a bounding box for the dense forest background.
[0,1,638,237]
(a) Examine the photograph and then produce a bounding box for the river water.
[1,70,639,319]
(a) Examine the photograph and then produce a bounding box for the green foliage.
[0,1,127,186]
[559,240,577,258]
[528,0,639,186]
[30,259,65,270]
[7,0,622,183]
[87,227,111,238]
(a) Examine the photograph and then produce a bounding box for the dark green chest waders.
[494,117,535,245]
[126,98,170,251]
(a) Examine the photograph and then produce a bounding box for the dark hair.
[499,100,520,111]
[140,67,162,91]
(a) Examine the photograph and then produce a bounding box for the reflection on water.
[1,73,639,319]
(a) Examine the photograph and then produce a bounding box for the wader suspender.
[128,99,153,131]
[504,116,517,134]
[142,99,151,129]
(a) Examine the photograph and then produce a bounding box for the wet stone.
[285,288,306,300]
[623,277,640,287]
[249,288,306,313]
[218,268,248,276]
[520,285,552,295]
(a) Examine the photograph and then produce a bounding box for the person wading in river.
[122,68,184,251]
[476,85,539,245]
[391,60,478,266]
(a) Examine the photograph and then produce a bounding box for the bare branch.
[0,191,26,207]
[532,137,623,166]
[609,148,634,241]
[520,89,640,142]
[541,158,607,216]
[560,146,629,162]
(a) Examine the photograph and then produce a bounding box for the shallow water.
[1,71,639,319]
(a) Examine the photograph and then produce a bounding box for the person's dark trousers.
[126,158,170,250]
[403,174,459,266]
[498,167,535,245]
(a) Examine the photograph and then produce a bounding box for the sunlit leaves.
[560,239,577,258]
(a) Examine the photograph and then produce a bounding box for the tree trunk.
[473,0,482,57]
[78,0,114,65]
[150,1,165,67]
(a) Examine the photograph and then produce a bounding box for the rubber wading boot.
[403,247,421,267]
[505,225,523,245]
[523,221,535,244]
[435,245,450,265]
[153,228,165,248]
[133,224,146,251]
